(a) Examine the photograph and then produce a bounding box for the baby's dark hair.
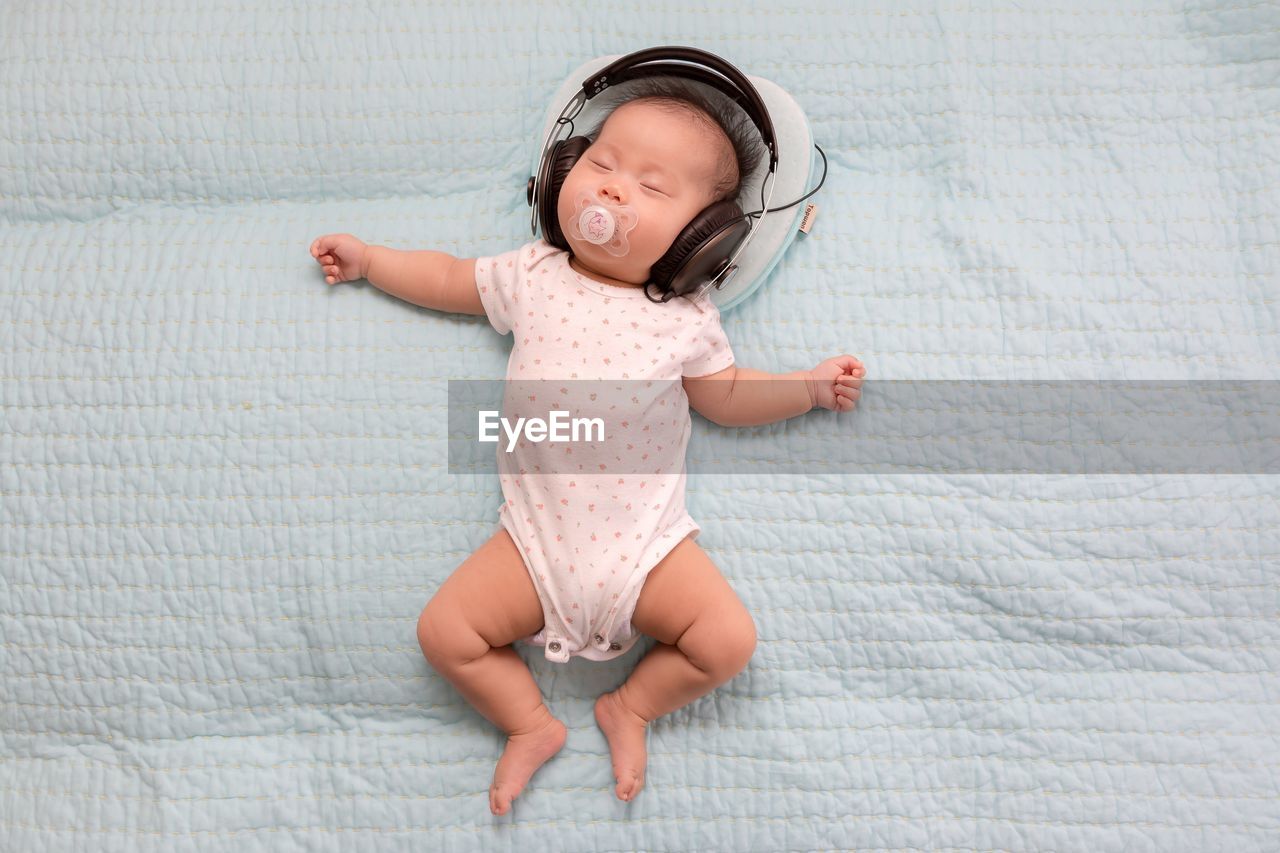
[582,77,765,206]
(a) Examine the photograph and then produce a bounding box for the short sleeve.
[473,239,561,336]
[682,298,736,378]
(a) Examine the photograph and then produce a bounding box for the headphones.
[527,45,821,304]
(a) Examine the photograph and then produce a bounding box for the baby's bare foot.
[594,689,648,802]
[490,714,567,816]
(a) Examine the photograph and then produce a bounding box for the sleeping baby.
[309,78,864,815]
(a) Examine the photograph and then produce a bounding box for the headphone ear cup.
[650,200,750,297]
[539,136,591,251]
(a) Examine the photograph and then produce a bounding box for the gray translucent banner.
[447,380,1280,475]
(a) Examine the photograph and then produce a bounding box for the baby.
[309,80,864,815]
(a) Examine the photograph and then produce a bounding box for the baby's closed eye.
[588,159,666,196]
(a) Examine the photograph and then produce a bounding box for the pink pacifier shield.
[568,189,638,256]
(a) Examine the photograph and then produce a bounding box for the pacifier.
[568,188,639,256]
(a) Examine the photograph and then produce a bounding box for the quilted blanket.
[2,2,1278,851]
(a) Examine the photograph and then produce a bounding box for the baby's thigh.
[629,535,755,648]
[418,526,544,652]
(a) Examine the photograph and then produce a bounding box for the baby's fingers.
[311,236,340,263]
[834,383,861,406]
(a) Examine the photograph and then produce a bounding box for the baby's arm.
[685,356,864,427]
[310,233,484,316]
[362,247,484,316]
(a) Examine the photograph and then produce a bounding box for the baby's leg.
[594,535,758,802]
[417,527,565,816]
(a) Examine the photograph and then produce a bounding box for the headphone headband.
[579,46,778,174]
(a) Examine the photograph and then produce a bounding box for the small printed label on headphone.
[798,203,818,235]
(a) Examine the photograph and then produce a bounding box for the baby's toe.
[616,770,643,802]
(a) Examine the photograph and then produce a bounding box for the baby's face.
[558,101,727,287]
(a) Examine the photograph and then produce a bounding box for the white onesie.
[474,238,736,663]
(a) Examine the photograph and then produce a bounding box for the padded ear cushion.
[649,200,747,295]
[539,135,591,251]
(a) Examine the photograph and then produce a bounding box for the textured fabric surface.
[2,2,1279,851]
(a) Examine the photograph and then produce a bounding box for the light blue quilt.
[2,2,1278,851]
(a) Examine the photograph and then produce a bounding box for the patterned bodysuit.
[473,239,735,662]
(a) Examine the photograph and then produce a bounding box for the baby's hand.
[808,355,864,413]
[309,233,369,285]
